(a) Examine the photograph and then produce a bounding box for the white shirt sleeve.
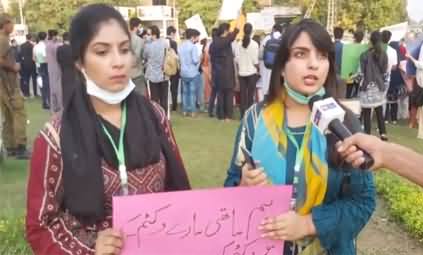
[252,41,259,66]
[234,42,240,64]
[387,46,398,72]
[41,43,47,58]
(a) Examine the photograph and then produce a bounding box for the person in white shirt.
[259,24,282,99]
[33,31,49,109]
[382,31,398,76]
[235,23,259,118]
[381,30,399,124]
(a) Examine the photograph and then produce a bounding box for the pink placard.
[113,186,293,255]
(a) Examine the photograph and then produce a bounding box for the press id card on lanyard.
[101,102,129,196]
[285,124,311,210]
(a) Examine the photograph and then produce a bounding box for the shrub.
[375,170,423,241]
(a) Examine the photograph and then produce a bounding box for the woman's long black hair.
[369,31,384,62]
[266,19,338,103]
[265,20,363,168]
[61,4,190,225]
[242,23,253,48]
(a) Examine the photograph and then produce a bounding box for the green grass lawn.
[1,97,423,253]
[0,98,243,219]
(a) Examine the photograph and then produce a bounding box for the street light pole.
[18,0,24,24]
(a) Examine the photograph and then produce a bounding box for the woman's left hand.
[259,211,316,241]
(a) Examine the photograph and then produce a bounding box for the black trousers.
[362,106,386,135]
[239,75,257,118]
[385,103,398,122]
[20,68,37,97]
[170,74,180,111]
[149,81,169,115]
[346,82,359,98]
[39,63,50,109]
[217,88,233,120]
[208,85,218,116]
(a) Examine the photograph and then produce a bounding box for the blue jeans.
[181,75,199,113]
[195,74,204,110]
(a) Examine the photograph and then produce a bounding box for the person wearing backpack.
[129,17,146,95]
[259,24,283,98]
[179,29,201,117]
[144,25,170,114]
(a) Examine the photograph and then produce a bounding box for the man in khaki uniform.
[0,14,29,159]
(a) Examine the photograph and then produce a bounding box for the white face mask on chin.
[82,70,135,105]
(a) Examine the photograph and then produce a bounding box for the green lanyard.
[286,126,309,172]
[100,102,129,195]
[285,123,311,209]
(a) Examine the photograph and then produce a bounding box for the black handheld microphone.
[309,95,375,170]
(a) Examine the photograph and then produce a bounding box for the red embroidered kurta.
[26,104,186,255]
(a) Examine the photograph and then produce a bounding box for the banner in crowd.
[341,43,368,80]
[219,0,245,20]
[380,22,408,42]
[185,14,209,40]
[113,186,293,255]
[246,12,275,32]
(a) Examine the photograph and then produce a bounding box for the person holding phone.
[224,20,375,255]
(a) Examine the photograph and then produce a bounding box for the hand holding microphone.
[336,133,385,170]
[309,96,375,170]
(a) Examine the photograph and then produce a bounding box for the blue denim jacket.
[179,40,200,79]
[224,103,376,255]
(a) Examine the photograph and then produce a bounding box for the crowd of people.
[0,2,422,255]
[5,17,286,123]
[333,26,423,141]
[2,6,423,161]
[120,18,288,122]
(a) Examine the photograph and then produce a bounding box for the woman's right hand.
[95,229,124,255]
[240,163,270,186]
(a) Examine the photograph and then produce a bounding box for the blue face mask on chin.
[284,80,326,105]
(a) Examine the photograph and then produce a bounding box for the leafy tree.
[176,0,258,32]
[271,0,407,31]
[13,0,407,35]
[12,0,139,33]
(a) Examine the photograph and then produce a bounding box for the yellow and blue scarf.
[251,100,329,215]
